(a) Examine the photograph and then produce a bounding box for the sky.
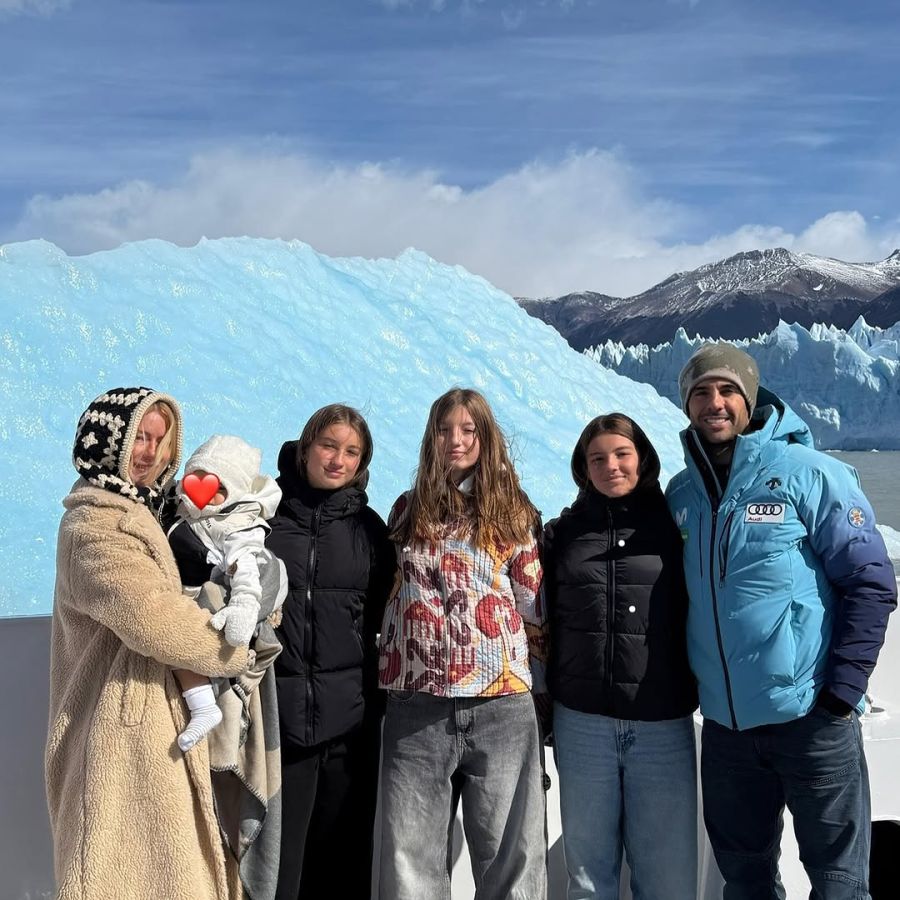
[2,0,900,297]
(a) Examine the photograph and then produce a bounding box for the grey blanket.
[196,549,284,900]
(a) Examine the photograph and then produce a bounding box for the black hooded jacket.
[543,442,698,721]
[266,440,396,749]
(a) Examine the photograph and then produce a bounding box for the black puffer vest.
[544,473,697,721]
[266,441,395,749]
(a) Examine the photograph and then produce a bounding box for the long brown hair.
[296,403,374,490]
[393,388,537,549]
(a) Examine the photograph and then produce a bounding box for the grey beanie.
[678,343,760,415]
[183,434,261,503]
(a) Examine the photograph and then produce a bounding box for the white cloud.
[8,149,899,298]
[379,0,520,15]
[778,132,835,150]
[793,210,879,262]
[377,0,451,9]
[0,0,69,15]
[501,7,526,30]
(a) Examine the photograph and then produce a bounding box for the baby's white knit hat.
[184,434,262,502]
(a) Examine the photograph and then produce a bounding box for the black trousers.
[275,724,380,900]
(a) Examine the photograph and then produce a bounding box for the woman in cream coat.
[46,387,249,900]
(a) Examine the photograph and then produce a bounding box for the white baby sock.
[177,684,223,752]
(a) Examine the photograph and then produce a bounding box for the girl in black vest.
[267,404,396,900]
[544,413,698,900]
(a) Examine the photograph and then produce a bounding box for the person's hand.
[815,689,854,719]
[533,691,553,741]
[210,593,260,647]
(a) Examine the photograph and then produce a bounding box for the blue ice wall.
[0,238,686,616]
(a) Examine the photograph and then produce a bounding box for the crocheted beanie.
[72,387,182,507]
[678,343,760,415]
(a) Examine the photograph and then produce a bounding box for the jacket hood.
[752,386,814,448]
[177,472,283,522]
[72,386,182,509]
[182,435,260,501]
[679,384,815,494]
[177,434,281,521]
[276,440,367,518]
[560,434,664,520]
[636,433,662,488]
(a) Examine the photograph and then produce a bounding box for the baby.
[167,434,286,752]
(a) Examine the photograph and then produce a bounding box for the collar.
[456,472,476,495]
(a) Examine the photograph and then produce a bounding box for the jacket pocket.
[120,653,150,726]
[387,688,417,704]
[351,606,365,657]
[276,673,310,748]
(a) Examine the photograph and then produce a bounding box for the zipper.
[697,525,704,580]
[689,433,739,730]
[718,508,735,586]
[708,502,738,730]
[305,503,322,745]
[606,505,616,689]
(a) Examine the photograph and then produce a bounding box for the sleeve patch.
[848,507,866,528]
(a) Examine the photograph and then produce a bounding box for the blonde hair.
[296,403,373,490]
[140,400,178,485]
[394,388,537,549]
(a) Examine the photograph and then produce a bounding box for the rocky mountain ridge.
[519,248,900,349]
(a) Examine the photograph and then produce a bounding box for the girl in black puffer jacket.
[267,405,395,900]
[544,413,698,900]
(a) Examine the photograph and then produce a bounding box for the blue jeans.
[553,702,698,900]
[379,690,547,900]
[702,709,871,899]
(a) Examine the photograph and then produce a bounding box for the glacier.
[1,238,690,618]
[587,319,900,451]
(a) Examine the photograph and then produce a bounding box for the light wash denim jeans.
[378,690,548,900]
[553,702,698,900]
[702,709,871,900]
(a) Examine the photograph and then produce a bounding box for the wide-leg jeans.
[702,708,871,900]
[378,690,548,900]
[553,702,698,900]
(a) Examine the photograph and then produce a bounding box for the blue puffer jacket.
[666,387,897,730]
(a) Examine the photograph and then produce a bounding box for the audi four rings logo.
[747,503,784,516]
[745,502,786,523]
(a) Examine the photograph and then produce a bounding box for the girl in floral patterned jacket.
[377,387,550,900]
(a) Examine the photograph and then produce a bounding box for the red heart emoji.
[182,472,221,509]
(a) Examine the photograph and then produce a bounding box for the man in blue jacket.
[666,342,897,899]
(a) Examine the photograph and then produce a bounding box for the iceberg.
[3,241,900,900]
[880,525,900,563]
[587,319,900,451]
[1,238,688,617]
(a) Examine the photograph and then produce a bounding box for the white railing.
[5,601,899,900]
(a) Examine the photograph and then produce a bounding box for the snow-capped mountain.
[863,284,900,327]
[587,317,900,450]
[521,248,900,350]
